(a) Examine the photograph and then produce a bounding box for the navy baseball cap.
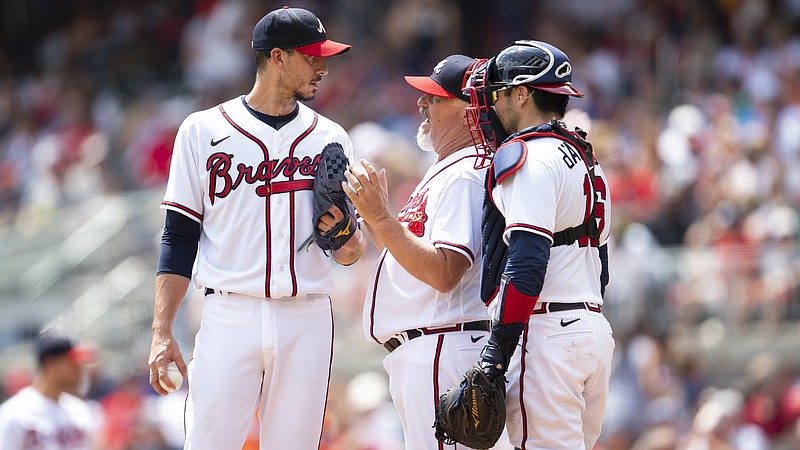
[36,334,94,365]
[404,54,478,102]
[252,6,351,57]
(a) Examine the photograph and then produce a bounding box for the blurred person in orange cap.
[0,332,99,449]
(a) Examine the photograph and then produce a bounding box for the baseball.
[159,362,183,393]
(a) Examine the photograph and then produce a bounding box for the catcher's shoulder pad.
[491,139,527,187]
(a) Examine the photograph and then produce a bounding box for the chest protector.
[480,120,599,304]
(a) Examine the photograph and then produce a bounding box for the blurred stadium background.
[1,0,800,448]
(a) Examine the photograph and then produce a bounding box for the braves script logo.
[397,189,429,237]
[206,153,320,203]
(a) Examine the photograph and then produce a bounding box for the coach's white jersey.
[491,135,611,304]
[162,97,353,298]
[364,147,489,343]
[0,387,97,450]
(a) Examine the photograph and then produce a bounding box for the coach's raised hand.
[343,158,391,225]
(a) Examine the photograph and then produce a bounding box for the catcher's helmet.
[485,40,584,97]
[462,40,584,157]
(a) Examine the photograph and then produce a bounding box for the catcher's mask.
[463,40,586,161]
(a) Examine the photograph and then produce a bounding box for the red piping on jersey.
[219,104,273,298]
[519,322,530,449]
[288,113,318,297]
[369,249,390,344]
[432,240,475,263]
[369,153,479,342]
[289,195,298,296]
[505,223,554,240]
[161,201,203,221]
[317,298,335,449]
[433,335,445,450]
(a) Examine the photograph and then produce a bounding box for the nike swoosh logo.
[470,335,484,343]
[560,318,580,327]
[210,136,230,146]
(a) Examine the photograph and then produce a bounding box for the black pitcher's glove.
[434,362,506,449]
[298,142,358,252]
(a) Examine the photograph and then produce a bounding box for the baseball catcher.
[299,142,358,252]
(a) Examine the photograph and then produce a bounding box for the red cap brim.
[403,76,456,98]
[68,347,95,363]
[533,83,586,98]
[295,40,352,57]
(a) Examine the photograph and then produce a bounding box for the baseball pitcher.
[147,7,366,450]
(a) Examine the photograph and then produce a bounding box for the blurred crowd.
[3,0,800,448]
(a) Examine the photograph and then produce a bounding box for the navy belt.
[383,320,491,353]
[531,301,602,314]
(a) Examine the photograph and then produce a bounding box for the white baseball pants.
[505,307,614,449]
[384,330,517,450]
[183,291,334,450]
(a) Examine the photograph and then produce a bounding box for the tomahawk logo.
[433,59,448,74]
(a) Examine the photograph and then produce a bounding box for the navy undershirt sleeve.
[503,231,550,297]
[599,243,609,297]
[156,210,200,278]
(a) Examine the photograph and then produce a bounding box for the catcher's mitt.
[434,363,506,449]
[298,142,357,252]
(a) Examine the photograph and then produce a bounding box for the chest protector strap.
[481,120,599,304]
[489,120,599,247]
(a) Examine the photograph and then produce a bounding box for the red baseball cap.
[404,55,477,102]
[252,6,351,57]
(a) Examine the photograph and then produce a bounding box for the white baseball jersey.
[0,387,97,450]
[162,96,353,298]
[364,147,488,343]
[491,134,614,450]
[491,136,611,304]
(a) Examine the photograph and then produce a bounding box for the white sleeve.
[0,411,24,449]
[430,176,484,267]
[161,121,204,222]
[342,133,355,161]
[499,157,558,244]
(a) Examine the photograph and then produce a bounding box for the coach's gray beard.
[415,123,435,152]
